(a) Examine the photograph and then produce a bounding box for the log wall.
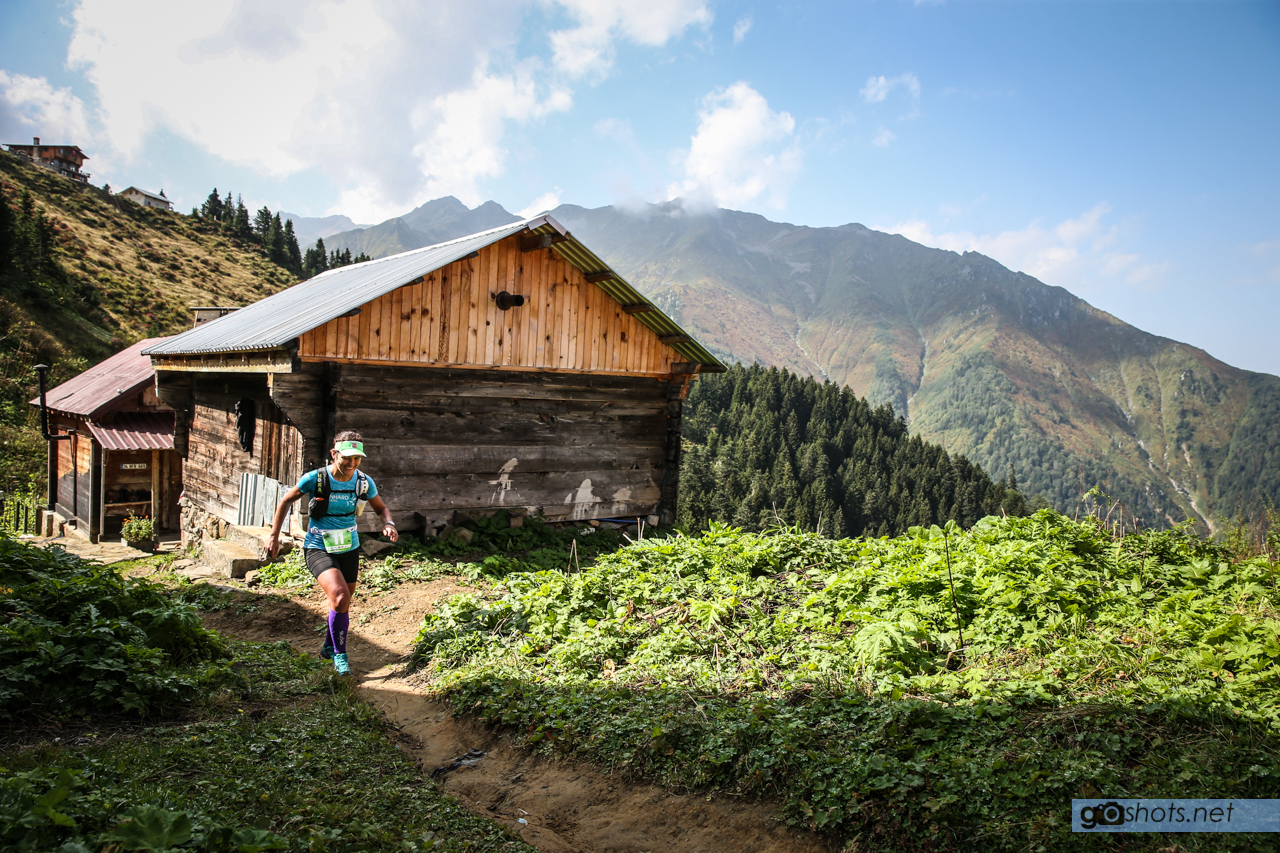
[320,365,675,524]
[298,235,678,376]
[184,375,302,525]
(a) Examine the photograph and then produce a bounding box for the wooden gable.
[297,233,679,376]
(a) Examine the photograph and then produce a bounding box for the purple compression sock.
[328,610,349,654]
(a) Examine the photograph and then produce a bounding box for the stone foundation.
[179,496,233,546]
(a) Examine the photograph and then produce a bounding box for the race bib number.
[320,526,357,554]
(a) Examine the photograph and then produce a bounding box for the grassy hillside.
[551,201,1280,531]
[0,151,297,493]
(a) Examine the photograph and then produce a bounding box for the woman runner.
[266,430,398,674]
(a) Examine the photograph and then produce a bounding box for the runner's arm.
[367,495,398,543]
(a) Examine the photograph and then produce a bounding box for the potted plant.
[121,515,155,551]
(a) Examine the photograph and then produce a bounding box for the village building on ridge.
[3,137,91,183]
[143,216,724,553]
[119,186,174,211]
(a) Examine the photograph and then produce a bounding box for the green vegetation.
[259,511,636,592]
[0,535,234,716]
[0,531,535,852]
[679,363,1025,538]
[2,651,532,853]
[411,510,1280,851]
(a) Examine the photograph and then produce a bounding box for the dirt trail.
[193,575,828,853]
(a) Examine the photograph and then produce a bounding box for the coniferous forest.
[677,364,1027,537]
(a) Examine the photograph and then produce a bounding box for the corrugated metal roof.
[31,337,171,418]
[144,216,725,371]
[87,412,174,451]
[144,220,534,357]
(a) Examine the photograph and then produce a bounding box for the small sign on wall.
[121,463,148,470]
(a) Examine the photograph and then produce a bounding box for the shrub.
[0,533,233,715]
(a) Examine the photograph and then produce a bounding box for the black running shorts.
[305,547,360,584]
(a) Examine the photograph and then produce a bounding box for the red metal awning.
[86,412,175,451]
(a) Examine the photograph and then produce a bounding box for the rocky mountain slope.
[323,196,1278,528]
[550,201,1280,529]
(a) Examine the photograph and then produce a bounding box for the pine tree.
[303,237,329,279]
[283,220,303,275]
[253,206,274,242]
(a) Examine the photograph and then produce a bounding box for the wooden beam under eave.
[520,233,568,252]
[659,334,691,345]
[148,350,296,373]
[621,303,655,314]
[583,271,615,283]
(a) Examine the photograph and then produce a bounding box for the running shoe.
[320,634,334,660]
[332,652,351,675]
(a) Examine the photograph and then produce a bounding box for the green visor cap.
[334,440,365,457]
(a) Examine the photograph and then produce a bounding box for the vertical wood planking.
[380,292,392,360]
[388,288,402,360]
[547,250,560,367]
[453,260,468,363]
[425,272,440,363]
[550,260,565,369]
[326,314,339,358]
[398,285,412,361]
[482,243,497,365]
[358,300,372,360]
[610,302,622,372]
[526,249,542,366]
[573,272,588,369]
[407,278,423,361]
[464,257,478,363]
[438,268,452,362]
[289,233,694,375]
[507,242,521,366]
[465,256,482,364]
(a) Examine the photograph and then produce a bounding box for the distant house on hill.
[3,136,91,183]
[144,215,724,545]
[31,337,182,543]
[120,186,173,211]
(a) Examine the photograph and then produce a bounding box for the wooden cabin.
[4,137,91,183]
[144,216,724,543]
[31,337,181,541]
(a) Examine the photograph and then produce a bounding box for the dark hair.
[334,429,363,445]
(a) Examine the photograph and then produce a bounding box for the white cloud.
[52,0,706,222]
[860,73,920,104]
[872,126,896,147]
[547,0,712,78]
[593,117,634,143]
[0,71,94,146]
[518,189,561,218]
[875,203,1169,292]
[733,15,752,44]
[667,82,803,210]
[403,60,573,213]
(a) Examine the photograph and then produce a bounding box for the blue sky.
[1,1,1277,374]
